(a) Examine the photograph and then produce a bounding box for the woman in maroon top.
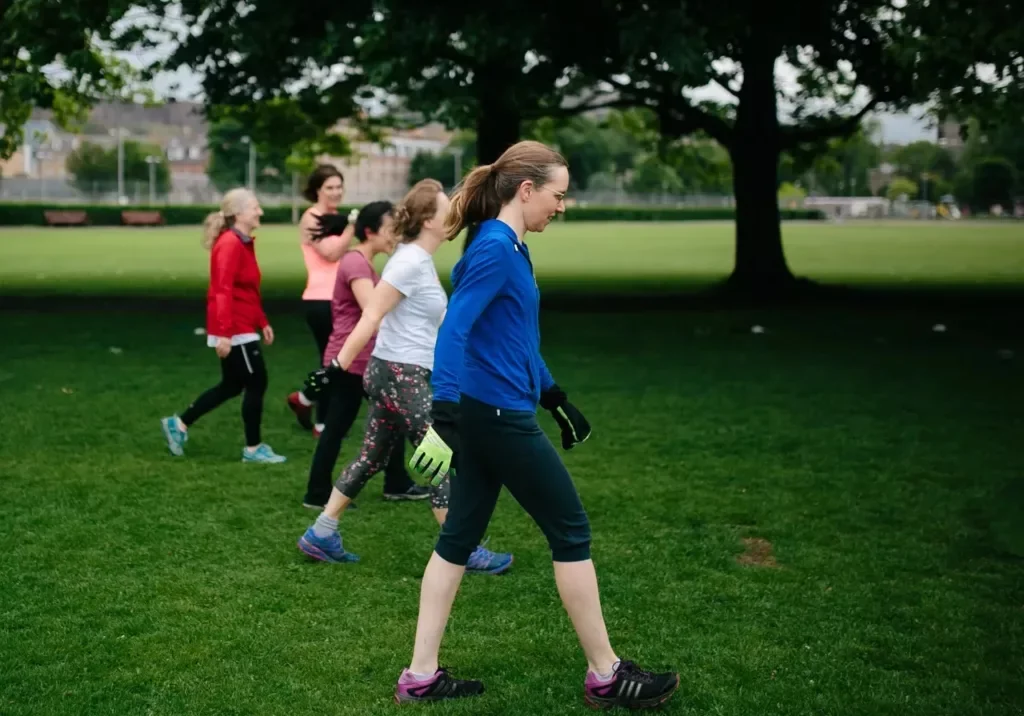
[159,188,287,464]
[300,201,430,508]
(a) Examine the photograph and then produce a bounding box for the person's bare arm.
[301,210,354,261]
[332,281,404,369]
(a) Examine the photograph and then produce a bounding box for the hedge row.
[0,202,825,226]
[0,203,315,227]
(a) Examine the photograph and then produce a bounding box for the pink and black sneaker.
[584,660,680,710]
[394,667,484,704]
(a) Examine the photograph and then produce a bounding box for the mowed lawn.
[1,220,1023,715]
[1,219,1023,298]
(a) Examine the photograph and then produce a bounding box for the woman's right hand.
[215,337,232,358]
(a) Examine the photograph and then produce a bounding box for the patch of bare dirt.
[736,537,779,568]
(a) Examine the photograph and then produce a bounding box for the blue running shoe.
[242,444,286,463]
[297,527,360,563]
[466,542,513,575]
[160,416,187,456]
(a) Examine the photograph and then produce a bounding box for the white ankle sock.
[593,659,620,682]
[408,670,436,682]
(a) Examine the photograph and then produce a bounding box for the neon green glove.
[409,401,460,486]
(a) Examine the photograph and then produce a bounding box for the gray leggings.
[335,357,450,509]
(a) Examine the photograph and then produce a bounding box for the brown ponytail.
[442,164,501,242]
[443,140,567,250]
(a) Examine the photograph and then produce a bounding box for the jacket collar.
[230,227,254,244]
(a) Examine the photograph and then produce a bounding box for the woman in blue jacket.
[394,140,680,710]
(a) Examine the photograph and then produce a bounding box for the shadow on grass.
[4,275,1024,315]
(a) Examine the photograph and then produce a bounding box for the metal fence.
[0,176,741,207]
[4,177,1007,218]
[0,177,305,206]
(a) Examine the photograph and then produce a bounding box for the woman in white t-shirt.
[296,179,512,574]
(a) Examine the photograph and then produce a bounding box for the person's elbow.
[360,309,385,332]
[317,243,346,262]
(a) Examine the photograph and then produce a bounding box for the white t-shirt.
[373,242,448,371]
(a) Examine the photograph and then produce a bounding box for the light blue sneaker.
[297,527,360,563]
[242,444,287,463]
[160,416,188,456]
[466,541,513,575]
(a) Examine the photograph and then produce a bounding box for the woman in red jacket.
[160,188,287,464]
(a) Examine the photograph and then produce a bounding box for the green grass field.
[1,220,1023,715]
[1,219,1023,298]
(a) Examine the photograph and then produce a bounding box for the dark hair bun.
[311,212,349,241]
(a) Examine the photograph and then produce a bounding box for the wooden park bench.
[43,210,89,226]
[121,210,165,226]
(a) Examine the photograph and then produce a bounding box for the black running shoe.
[394,667,484,704]
[383,485,431,501]
[583,660,680,710]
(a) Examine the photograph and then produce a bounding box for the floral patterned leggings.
[335,357,450,509]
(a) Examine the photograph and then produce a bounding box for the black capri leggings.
[434,395,592,566]
[305,300,333,424]
[180,342,268,447]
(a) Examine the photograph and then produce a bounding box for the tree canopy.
[558,0,1022,291]
[65,138,171,197]
[107,0,1023,294]
[0,0,139,160]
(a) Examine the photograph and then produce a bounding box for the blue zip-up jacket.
[431,219,555,412]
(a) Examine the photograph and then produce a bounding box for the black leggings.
[305,300,333,425]
[304,368,415,504]
[180,342,268,446]
[435,395,591,566]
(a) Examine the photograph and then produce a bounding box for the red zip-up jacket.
[205,228,269,338]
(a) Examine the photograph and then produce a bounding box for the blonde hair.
[392,179,444,242]
[202,188,257,249]
[444,140,567,243]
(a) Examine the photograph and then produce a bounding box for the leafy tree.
[65,139,171,196]
[627,155,685,195]
[408,131,476,188]
[887,140,956,201]
[409,152,459,189]
[565,0,1024,293]
[1,0,143,160]
[885,176,919,201]
[778,182,807,204]
[958,116,1024,190]
[527,115,644,191]
[119,0,618,167]
[594,108,733,194]
[971,158,1017,212]
[204,101,353,193]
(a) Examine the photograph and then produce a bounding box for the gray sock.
[312,513,338,538]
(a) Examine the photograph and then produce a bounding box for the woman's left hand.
[262,325,275,345]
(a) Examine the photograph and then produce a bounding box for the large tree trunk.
[726,47,797,296]
[474,65,522,164]
[475,105,521,164]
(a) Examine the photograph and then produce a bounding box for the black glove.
[540,384,592,450]
[311,212,350,241]
[303,358,341,399]
[428,400,461,458]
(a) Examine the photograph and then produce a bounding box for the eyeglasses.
[537,185,568,202]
